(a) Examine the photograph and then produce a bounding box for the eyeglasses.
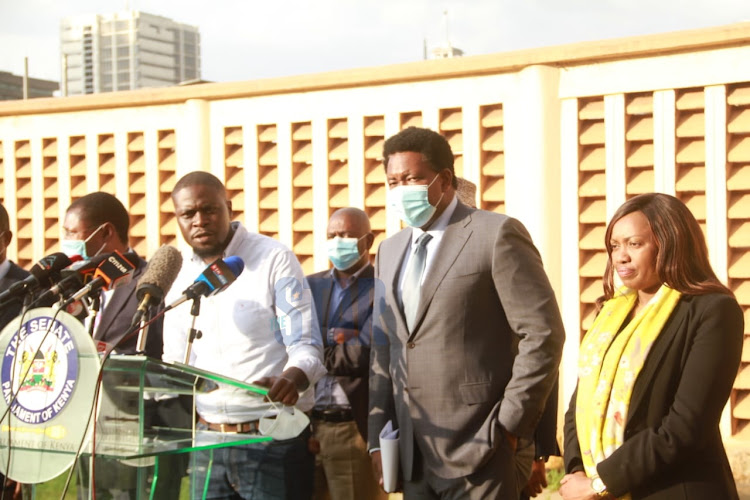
[62,224,105,241]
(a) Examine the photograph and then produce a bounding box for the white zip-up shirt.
[163,222,326,423]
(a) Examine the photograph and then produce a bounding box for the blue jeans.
[191,423,313,500]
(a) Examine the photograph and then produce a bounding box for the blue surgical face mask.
[327,235,366,271]
[387,174,444,228]
[60,223,106,260]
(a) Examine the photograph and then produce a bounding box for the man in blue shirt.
[307,208,385,500]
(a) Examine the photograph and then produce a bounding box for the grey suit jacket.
[368,200,564,480]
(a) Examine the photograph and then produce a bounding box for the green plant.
[33,469,77,499]
[546,466,565,492]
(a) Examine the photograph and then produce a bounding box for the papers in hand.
[379,420,400,493]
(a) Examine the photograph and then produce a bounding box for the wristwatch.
[591,475,608,497]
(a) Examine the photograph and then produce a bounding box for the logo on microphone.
[209,263,229,286]
[107,255,129,274]
[0,317,79,425]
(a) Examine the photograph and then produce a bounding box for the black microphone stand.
[21,291,33,314]
[183,295,203,364]
[88,293,101,338]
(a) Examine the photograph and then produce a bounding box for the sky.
[1,0,750,84]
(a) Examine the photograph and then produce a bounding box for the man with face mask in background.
[61,192,162,356]
[61,192,175,500]
[60,191,177,499]
[368,127,565,498]
[306,208,386,500]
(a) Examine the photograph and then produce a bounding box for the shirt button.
[407,342,416,349]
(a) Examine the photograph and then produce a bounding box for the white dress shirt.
[162,222,326,423]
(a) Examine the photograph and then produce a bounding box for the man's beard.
[192,226,234,261]
[193,243,224,260]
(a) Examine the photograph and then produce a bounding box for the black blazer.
[307,265,375,439]
[0,261,31,332]
[564,293,743,499]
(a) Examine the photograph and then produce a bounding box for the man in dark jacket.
[0,201,29,499]
[61,192,161,356]
[307,207,386,500]
[61,192,181,500]
[0,201,30,333]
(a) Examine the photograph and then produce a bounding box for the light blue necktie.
[402,232,432,331]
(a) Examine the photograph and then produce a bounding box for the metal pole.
[62,54,68,96]
[22,57,28,100]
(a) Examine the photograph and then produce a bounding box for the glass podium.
[77,355,273,500]
[0,308,277,499]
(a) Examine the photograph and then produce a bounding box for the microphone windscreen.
[136,245,183,302]
[223,256,245,278]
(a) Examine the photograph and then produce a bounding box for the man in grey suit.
[368,127,565,499]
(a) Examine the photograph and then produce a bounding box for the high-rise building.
[60,11,200,95]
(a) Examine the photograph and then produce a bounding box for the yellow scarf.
[576,285,681,498]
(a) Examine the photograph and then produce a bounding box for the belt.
[198,416,260,434]
[311,406,354,423]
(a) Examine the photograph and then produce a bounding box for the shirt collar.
[329,262,372,289]
[0,260,10,281]
[410,194,458,245]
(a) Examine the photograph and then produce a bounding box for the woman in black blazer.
[561,193,743,500]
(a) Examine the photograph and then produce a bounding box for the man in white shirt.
[163,171,325,499]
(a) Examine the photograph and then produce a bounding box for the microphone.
[164,256,244,311]
[131,245,183,327]
[64,250,137,304]
[0,253,81,304]
[36,251,138,303]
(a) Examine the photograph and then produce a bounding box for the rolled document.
[379,420,400,493]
